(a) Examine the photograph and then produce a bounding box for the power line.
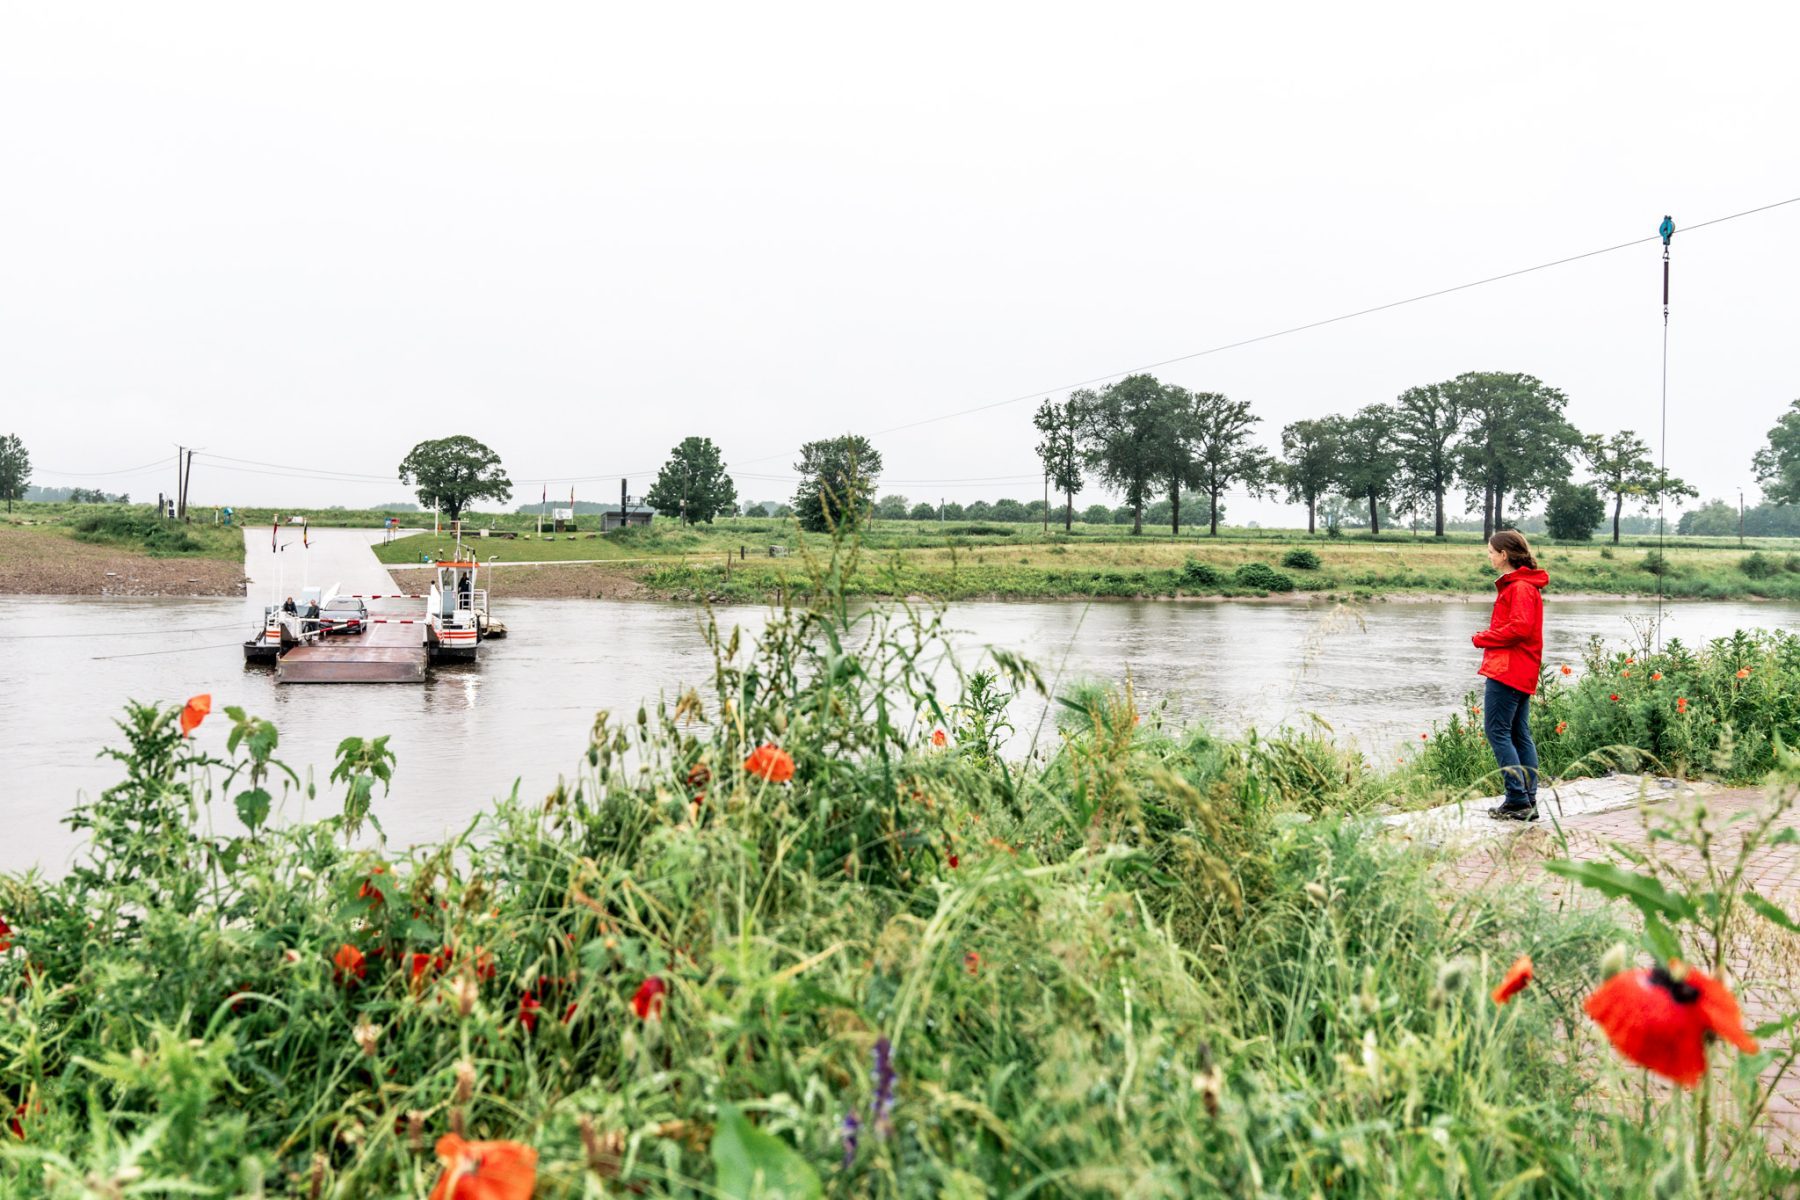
[718,191,1800,469]
[39,191,1800,494]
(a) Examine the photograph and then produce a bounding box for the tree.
[791,435,882,532]
[397,436,511,522]
[1544,483,1606,540]
[1185,392,1273,536]
[1033,397,1084,531]
[645,436,739,525]
[875,494,910,521]
[1392,382,1466,537]
[1075,375,1168,535]
[1450,372,1582,536]
[1081,503,1112,525]
[0,434,29,513]
[941,501,966,521]
[1583,430,1695,544]
[964,500,994,520]
[1277,418,1339,534]
[909,501,937,521]
[1335,406,1405,534]
[991,498,1027,522]
[1752,399,1800,505]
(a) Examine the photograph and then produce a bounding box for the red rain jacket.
[1472,566,1549,694]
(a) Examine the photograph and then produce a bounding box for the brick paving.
[1425,781,1800,1158]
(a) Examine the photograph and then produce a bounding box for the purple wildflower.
[840,1110,861,1167]
[871,1036,896,1136]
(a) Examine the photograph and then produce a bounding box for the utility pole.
[1739,488,1746,548]
[173,447,184,519]
[939,496,945,523]
[1042,472,1049,533]
[620,478,628,530]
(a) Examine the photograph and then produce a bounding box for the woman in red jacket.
[1473,530,1550,820]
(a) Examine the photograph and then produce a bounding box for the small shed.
[599,502,656,531]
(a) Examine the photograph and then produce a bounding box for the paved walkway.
[1406,779,1800,1157]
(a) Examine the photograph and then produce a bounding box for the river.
[4,580,1794,874]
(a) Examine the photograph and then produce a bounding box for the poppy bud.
[450,975,480,1018]
[453,1059,476,1105]
[1600,943,1632,978]
[1304,882,1329,906]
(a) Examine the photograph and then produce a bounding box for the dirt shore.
[0,528,247,597]
[388,563,649,600]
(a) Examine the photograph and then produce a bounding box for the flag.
[303,521,309,549]
[272,514,279,553]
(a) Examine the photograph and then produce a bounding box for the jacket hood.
[1496,566,1549,590]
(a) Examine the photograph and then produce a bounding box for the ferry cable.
[714,191,1800,470]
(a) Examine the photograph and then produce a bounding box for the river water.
[4,580,1795,874]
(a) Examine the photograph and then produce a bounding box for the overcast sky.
[3,2,1796,523]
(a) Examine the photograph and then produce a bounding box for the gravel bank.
[0,528,247,597]
[388,562,649,600]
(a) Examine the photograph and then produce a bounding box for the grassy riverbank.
[6,556,1800,1193]
[374,518,1800,603]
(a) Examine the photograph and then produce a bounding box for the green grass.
[5,545,1799,1194]
[58,508,243,559]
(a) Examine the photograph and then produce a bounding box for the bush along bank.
[4,569,1800,1193]
[1417,628,1800,790]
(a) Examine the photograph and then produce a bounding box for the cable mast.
[1655,214,1674,649]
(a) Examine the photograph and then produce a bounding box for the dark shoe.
[1487,802,1539,822]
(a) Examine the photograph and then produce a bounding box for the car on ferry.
[317,595,370,635]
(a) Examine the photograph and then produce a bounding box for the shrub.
[1280,547,1322,571]
[1741,551,1781,579]
[1233,562,1296,592]
[1641,550,1672,576]
[1544,483,1605,540]
[1787,554,1800,574]
[1179,558,1221,586]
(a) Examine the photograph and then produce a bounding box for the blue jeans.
[1483,678,1539,806]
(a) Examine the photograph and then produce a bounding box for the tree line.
[1030,371,1703,543]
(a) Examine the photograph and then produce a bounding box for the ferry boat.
[426,561,486,662]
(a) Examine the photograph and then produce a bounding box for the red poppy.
[1651,672,1663,681]
[0,916,11,953]
[1420,733,1428,741]
[964,951,981,976]
[1621,669,1631,679]
[686,763,711,788]
[517,991,542,1031]
[1555,721,1568,735]
[1625,657,1636,665]
[179,693,212,738]
[1492,955,1533,1004]
[931,728,948,747]
[743,744,795,783]
[1609,694,1620,703]
[632,976,666,1020]
[7,1102,22,1140]
[1560,664,1573,676]
[1584,963,1758,1088]
[562,1001,578,1024]
[429,1134,538,1200]
[358,866,388,905]
[947,853,959,869]
[1737,668,1752,680]
[1677,697,1689,714]
[333,943,367,985]
[409,953,436,987]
